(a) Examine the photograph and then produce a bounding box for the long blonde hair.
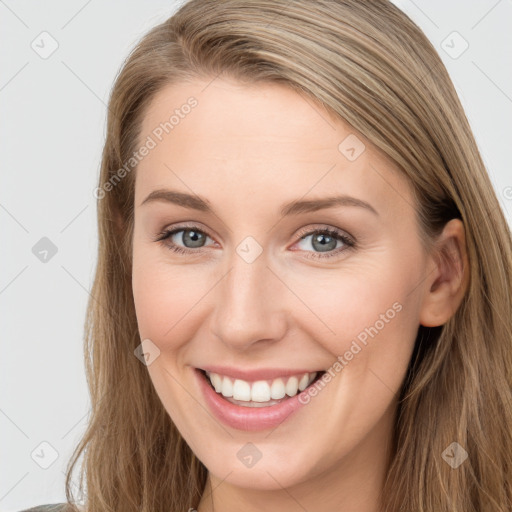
[63,1,512,510]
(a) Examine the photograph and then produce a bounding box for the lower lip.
[195,368,314,432]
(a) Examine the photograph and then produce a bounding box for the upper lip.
[197,365,324,382]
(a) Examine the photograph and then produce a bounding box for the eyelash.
[153,224,356,260]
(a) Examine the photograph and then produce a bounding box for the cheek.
[287,255,420,352]
[131,252,210,429]
[282,253,424,410]
[132,246,217,352]
[133,269,190,340]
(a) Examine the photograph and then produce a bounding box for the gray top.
[18,504,71,512]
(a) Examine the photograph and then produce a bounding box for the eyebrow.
[140,189,379,217]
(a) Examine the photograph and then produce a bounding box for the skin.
[131,77,469,512]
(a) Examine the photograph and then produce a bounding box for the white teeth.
[205,371,318,403]
[285,376,299,397]
[221,375,233,397]
[251,380,271,402]
[298,373,310,391]
[270,378,286,400]
[233,379,251,401]
[210,373,223,393]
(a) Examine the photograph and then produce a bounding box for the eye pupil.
[183,229,206,248]
[312,233,337,252]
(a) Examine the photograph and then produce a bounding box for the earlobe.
[419,219,470,327]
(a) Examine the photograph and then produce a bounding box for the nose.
[209,246,289,352]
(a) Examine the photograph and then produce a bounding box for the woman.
[21,0,512,511]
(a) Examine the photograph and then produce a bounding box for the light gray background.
[1,1,511,510]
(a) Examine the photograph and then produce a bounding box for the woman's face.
[131,77,432,491]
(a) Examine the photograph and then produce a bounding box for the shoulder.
[16,504,83,512]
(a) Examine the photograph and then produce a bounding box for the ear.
[419,218,470,327]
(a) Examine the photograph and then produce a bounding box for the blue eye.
[154,226,214,255]
[293,227,355,259]
[154,225,355,260]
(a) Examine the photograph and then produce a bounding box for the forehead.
[135,78,412,218]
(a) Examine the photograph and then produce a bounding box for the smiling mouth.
[198,368,326,407]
